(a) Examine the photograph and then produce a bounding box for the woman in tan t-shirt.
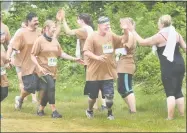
[116,18,137,113]
[31,20,84,118]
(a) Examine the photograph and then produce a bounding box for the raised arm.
[53,9,63,38]
[59,9,76,36]
[62,18,76,35]
[133,31,159,46]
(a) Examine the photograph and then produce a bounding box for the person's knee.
[121,91,133,98]
[105,94,114,108]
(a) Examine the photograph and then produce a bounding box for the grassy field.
[1,74,186,132]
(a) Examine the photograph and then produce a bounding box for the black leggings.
[1,86,8,102]
[162,74,184,99]
[39,75,56,106]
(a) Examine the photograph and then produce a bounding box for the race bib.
[48,57,57,66]
[102,43,114,54]
[0,67,6,75]
[115,48,127,55]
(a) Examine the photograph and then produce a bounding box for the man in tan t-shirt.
[11,12,41,110]
[83,16,128,120]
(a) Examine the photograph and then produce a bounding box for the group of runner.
[1,9,186,120]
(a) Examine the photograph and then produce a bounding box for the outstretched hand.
[74,58,85,65]
[56,9,65,21]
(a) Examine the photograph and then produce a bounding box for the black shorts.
[162,74,184,99]
[117,73,133,98]
[39,75,56,92]
[22,74,39,94]
[84,79,114,99]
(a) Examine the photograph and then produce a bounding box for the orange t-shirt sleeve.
[83,34,94,53]
[31,38,41,56]
[11,31,24,51]
[74,28,87,40]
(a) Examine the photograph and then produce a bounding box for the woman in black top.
[128,15,186,120]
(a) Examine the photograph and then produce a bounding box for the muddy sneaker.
[51,110,62,118]
[85,110,94,119]
[37,110,45,116]
[15,96,23,110]
[107,110,114,120]
[107,114,115,120]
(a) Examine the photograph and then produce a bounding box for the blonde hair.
[42,20,55,33]
[159,15,172,27]
[120,17,136,28]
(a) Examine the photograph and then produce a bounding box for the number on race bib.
[48,57,57,66]
[102,44,114,54]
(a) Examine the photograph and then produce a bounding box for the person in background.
[60,9,107,111]
[116,17,137,113]
[11,12,41,110]
[1,13,11,51]
[132,14,186,120]
[7,21,38,103]
[31,20,84,118]
[83,16,128,120]
[0,30,11,119]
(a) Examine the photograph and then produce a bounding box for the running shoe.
[15,96,23,110]
[85,110,94,119]
[51,110,62,118]
[37,110,45,116]
[107,110,114,120]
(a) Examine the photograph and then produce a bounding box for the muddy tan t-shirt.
[83,31,124,81]
[11,28,41,76]
[8,28,23,67]
[117,37,136,74]
[0,49,8,87]
[31,35,63,79]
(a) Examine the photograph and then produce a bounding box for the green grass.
[1,70,186,132]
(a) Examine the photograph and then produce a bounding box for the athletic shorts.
[22,74,39,94]
[117,73,133,98]
[84,79,114,99]
[39,74,56,92]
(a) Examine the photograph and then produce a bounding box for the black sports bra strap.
[159,33,167,41]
